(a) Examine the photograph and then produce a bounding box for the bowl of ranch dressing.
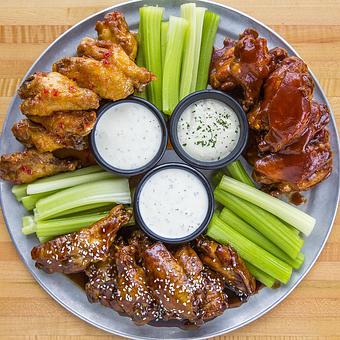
[90,97,168,176]
[134,163,214,244]
[169,90,248,170]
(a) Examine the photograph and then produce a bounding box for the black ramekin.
[169,90,248,170]
[133,162,214,244]
[90,96,168,176]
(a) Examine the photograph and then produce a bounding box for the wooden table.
[0,0,339,338]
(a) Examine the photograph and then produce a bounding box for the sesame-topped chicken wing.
[142,242,199,322]
[86,235,158,325]
[12,119,88,153]
[174,245,228,322]
[210,28,287,111]
[0,148,78,184]
[31,205,131,274]
[53,38,155,101]
[96,11,138,60]
[27,110,96,137]
[195,237,256,297]
[18,72,99,116]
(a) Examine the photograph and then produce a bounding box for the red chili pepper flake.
[103,51,112,59]
[43,88,49,94]
[20,165,32,175]
[102,59,110,65]
[52,89,59,96]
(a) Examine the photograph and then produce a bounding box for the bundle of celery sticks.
[137,3,220,114]
[12,166,131,242]
[208,161,316,288]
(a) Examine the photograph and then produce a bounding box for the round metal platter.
[0,0,339,338]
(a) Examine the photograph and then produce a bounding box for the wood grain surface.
[0,0,339,339]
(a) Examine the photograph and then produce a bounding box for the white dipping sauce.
[177,99,240,162]
[95,102,162,170]
[138,168,209,239]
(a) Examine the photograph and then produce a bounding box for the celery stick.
[36,211,108,238]
[162,16,188,115]
[136,15,147,99]
[226,160,255,187]
[35,178,130,221]
[190,6,206,92]
[22,191,57,211]
[38,236,51,243]
[219,208,304,269]
[161,21,169,70]
[180,3,197,99]
[196,11,220,90]
[245,261,278,288]
[27,171,114,195]
[140,6,164,109]
[207,213,292,283]
[219,176,316,236]
[212,170,225,187]
[22,215,36,235]
[12,184,28,201]
[214,188,303,259]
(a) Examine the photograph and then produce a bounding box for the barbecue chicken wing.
[96,11,138,60]
[18,72,99,116]
[210,28,287,111]
[196,237,256,297]
[53,38,155,101]
[248,57,314,152]
[27,110,96,137]
[245,56,332,192]
[31,205,131,274]
[0,148,77,184]
[12,119,88,153]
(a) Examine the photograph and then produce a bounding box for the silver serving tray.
[0,1,339,339]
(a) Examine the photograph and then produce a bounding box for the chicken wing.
[248,57,314,152]
[31,205,131,274]
[96,11,138,60]
[27,110,96,137]
[210,29,287,111]
[0,148,78,184]
[18,72,99,116]
[195,237,256,297]
[143,242,198,321]
[53,38,155,101]
[174,245,228,322]
[12,119,88,153]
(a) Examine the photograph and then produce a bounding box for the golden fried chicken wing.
[53,148,97,167]
[53,38,155,101]
[31,205,131,274]
[12,119,88,153]
[96,11,138,60]
[210,29,287,111]
[27,110,96,137]
[0,148,77,184]
[196,237,256,297]
[18,72,99,116]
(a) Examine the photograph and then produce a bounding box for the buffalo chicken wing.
[96,11,138,60]
[0,148,78,184]
[18,72,99,116]
[53,38,155,101]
